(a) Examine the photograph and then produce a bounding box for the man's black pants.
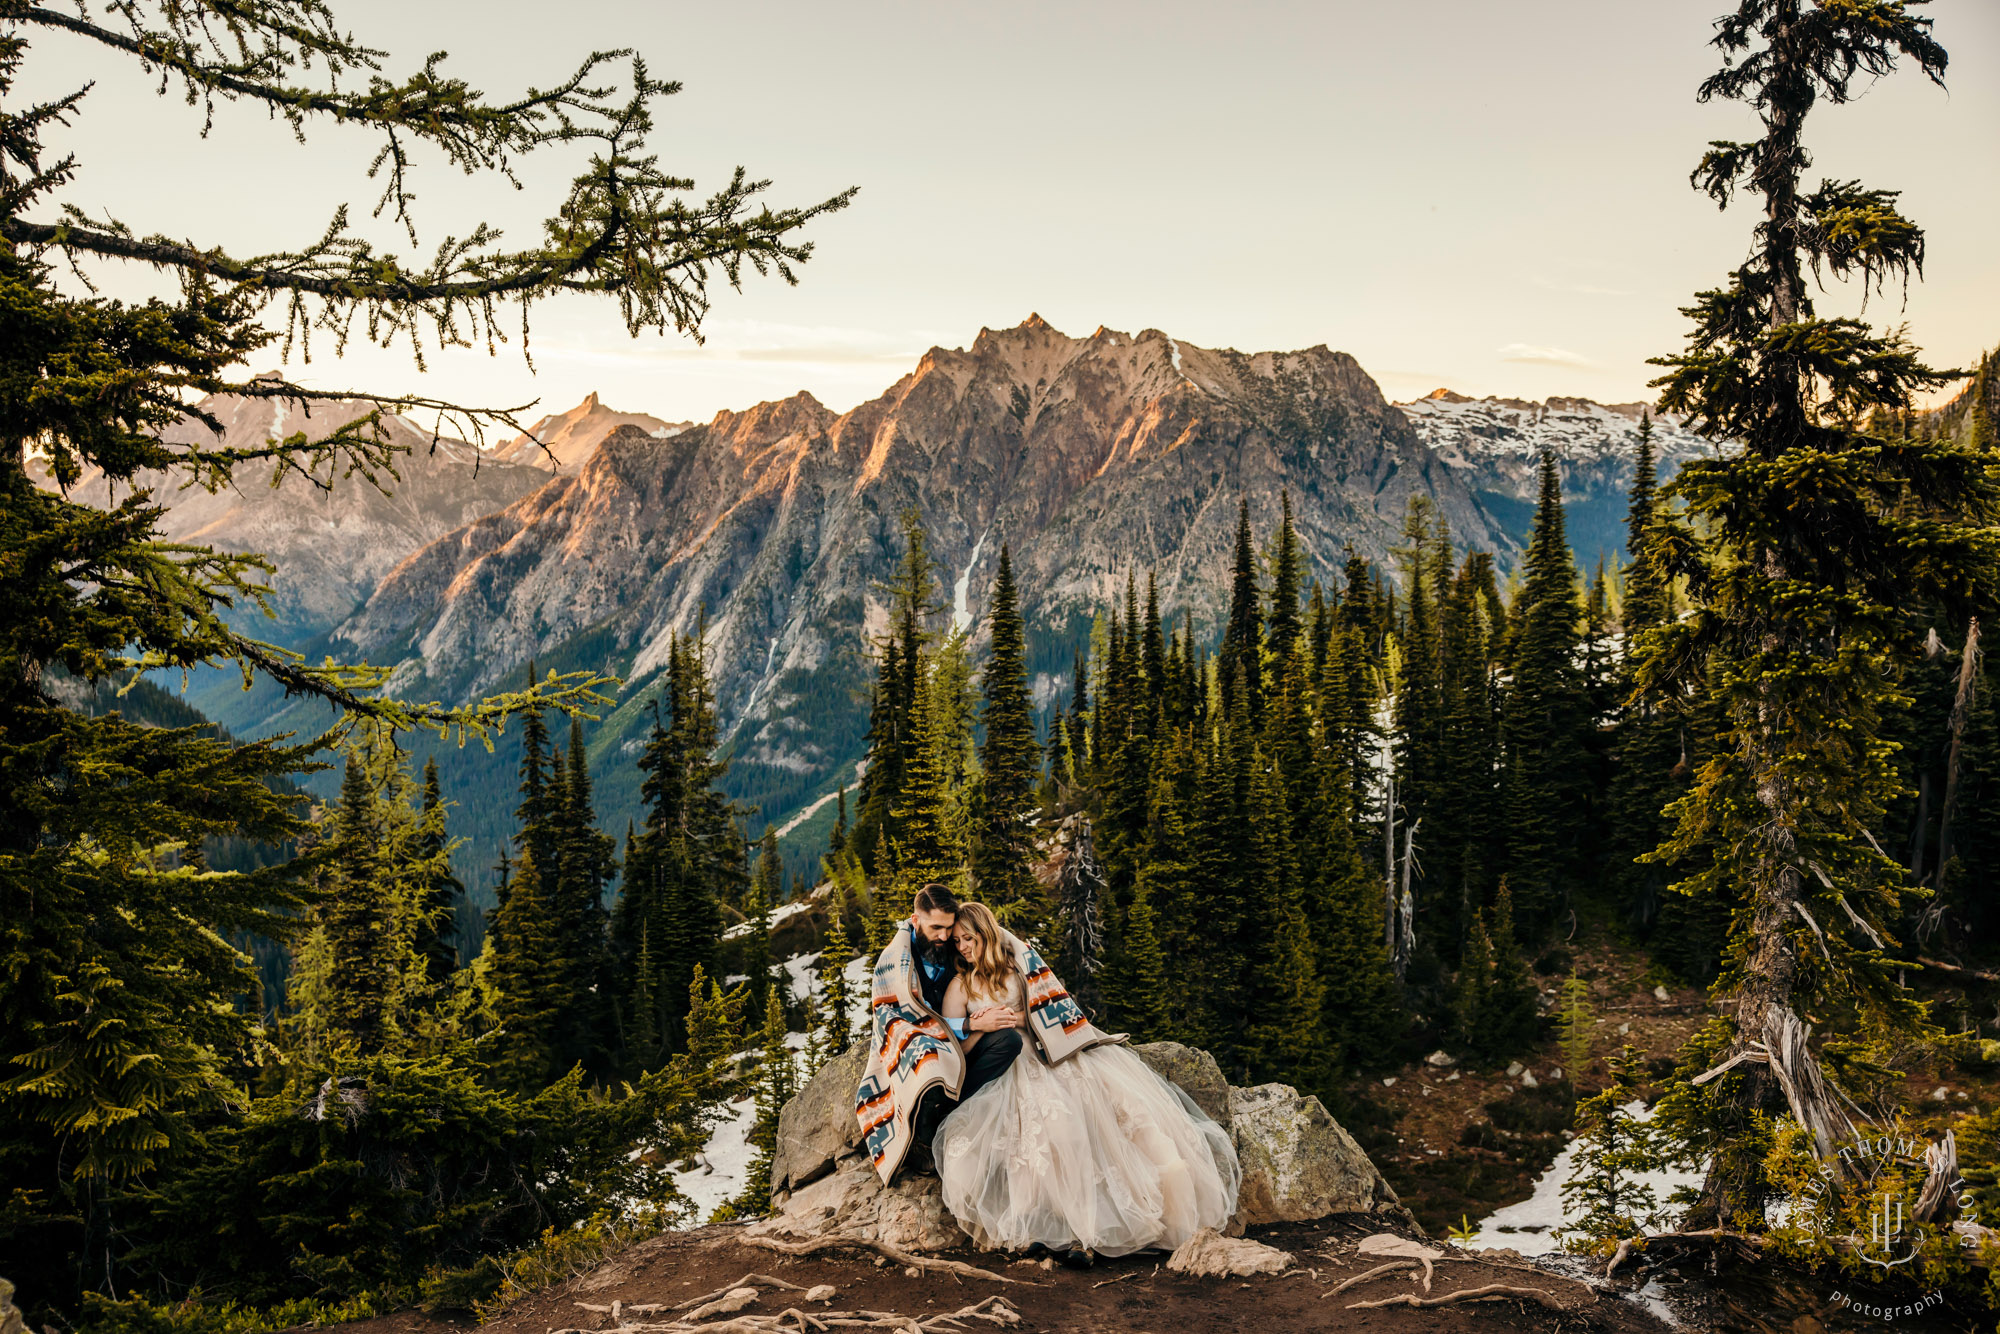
[909,1029,1024,1164]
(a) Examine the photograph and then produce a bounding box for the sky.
[27,0,2000,430]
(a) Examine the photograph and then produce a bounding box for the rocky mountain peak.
[491,393,688,473]
[706,391,835,452]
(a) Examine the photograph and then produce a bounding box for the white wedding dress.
[933,975,1241,1257]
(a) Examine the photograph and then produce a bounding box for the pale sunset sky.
[30,0,2000,428]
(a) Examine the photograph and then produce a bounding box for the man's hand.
[967,1007,1021,1033]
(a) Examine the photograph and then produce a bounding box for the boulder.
[771,1042,869,1193]
[1227,1083,1404,1227]
[754,1153,965,1252]
[1130,1041,1233,1129]
[760,1040,1402,1252]
[0,1276,20,1334]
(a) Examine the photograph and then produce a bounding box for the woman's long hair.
[953,902,1015,1002]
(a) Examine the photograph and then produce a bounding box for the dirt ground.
[337,1217,1673,1334]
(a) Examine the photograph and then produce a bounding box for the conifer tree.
[489,846,568,1088]
[888,656,962,895]
[412,758,464,989]
[973,545,1042,913]
[1393,500,1444,852]
[1562,1047,1661,1252]
[1499,449,1590,938]
[731,988,796,1217]
[320,751,394,1049]
[1640,0,1997,1226]
[743,825,781,1012]
[1219,501,1266,729]
[810,908,856,1066]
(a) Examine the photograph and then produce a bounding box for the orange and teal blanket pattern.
[853,921,1124,1184]
[854,920,963,1184]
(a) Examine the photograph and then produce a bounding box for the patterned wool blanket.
[854,918,1124,1183]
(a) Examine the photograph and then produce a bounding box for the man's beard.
[919,934,957,969]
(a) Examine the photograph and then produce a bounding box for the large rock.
[1131,1041,1233,1129]
[0,1275,20,1334]
[755,1154,965,1252]
[771,1043,869,1193]
[760,1040,1402,1253]
[1227,1083,1404,1227]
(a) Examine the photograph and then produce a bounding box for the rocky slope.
[489,391,691,474]
[330,317,1520,840]
[35,389,549,640]
[1395,389,1712,572]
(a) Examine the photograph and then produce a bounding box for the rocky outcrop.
[754,1154,964,1252]
[1228,1082,1404,1226]
[757,1038,1402,1253]
[771,1043,868,1194]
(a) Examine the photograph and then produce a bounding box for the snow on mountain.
[1397,390,1714,571]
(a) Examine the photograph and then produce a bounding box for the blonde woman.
[933,902,1241,1259]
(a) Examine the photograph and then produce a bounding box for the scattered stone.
[903,1266,921,1278]
[1382,1076,1397,1087]
[1445,1072,1461,1082]
[1505,1061,1524,1077]
[1932,1086,1950,1102]
[1551,1067,1563,1080]
[1424,1050,1456,1068]
[1228,1083,1404,1227]
[1520,1070,1539,1088]
[804,1285,837,1303]
[1653,985,1671,1002]
[685,1288,757,1321]
[1166,1227,1293,1277]
[1357,1233,1444,1261]
[1618,1022,1631,1035]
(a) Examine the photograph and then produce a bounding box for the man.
[852,884,1021,1183]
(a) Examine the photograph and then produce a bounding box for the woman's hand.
[967,1006,1022,1033]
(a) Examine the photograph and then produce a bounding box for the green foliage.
[725,988,797,1219]
[1452,883,1540,1064]
[1636,0,1999,1228]
[1499,449,1590,939]
[118,1041,714,1306]
[1559,974,1596,1080]
[809,903,857,1069]
[1561,1046,1661,1253]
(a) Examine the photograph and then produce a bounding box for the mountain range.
[40,317,1710,897]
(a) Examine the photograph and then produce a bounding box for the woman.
[932,902,1241,1258]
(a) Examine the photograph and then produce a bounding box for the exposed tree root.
[548,1293,1022,1334]
[1345,1282,1573,1312]
[1322,1259,1418,1297]
[742,1234,1029,1284]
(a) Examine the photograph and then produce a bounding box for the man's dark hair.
[913,883,960,916]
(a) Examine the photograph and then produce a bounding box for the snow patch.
[675,1094,756,1220]
[775,759,868,839]
[721,898,815,941]
[953,529,990,635]
[1466,1101,1704,1256]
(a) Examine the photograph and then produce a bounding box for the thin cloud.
[1498,342,1598,370]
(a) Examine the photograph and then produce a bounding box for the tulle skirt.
[933,1041,1241,1257]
